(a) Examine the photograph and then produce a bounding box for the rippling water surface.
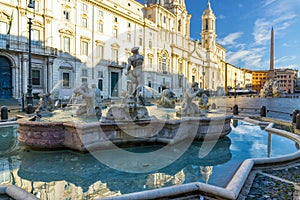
[0,116,298,199]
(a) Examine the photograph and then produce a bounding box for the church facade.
[0,0,227,100]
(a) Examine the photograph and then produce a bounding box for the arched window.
[162,53,167,72]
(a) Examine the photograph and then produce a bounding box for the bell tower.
[201,0,216,52]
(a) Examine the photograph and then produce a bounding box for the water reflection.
[0,126,232,199]
[1,121,298,199]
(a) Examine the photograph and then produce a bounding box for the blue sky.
[139,0,300,73]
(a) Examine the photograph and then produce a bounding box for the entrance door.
[111,72,119,97]
[0,57,12,98]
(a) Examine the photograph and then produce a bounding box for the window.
[82,3,87,11]
[82,78,87,83]
[178,62,183,74]
[112,49,118,62]
[31,29,40,46]
[63,11,70,21]
[113,29,118,38]
[82,69,88,76]
[63,36,70,52]
[62,72,70,87]
[149,40,152,49]
[139,38,142,46]
[114,17,118,23]
[179,76,183,88]
[98,23,103,32]
[148,58,152,68]
[98,79,103,90]
[82,17,87,28]
[205,19,208,30]
[163,16,166,23]
[162,53,167,72]
[32,69,41,86]
[34,1,40,12]
[97,45,104,59]
[98,10,103,17]
[127,33,131,42]
[81,41,88,55]
[178,20,181,31]
[148,81,151,87]
[128,22,131,28]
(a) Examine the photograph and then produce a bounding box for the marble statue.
[177,82,202,116]
[36,93,54,117]
[198,92,209,109]
[106,94,149,121]
[92,84,102,119]
[158,87,176,108]
[260,79,282,97]
[125,47,145,105]
[73,82,96,116]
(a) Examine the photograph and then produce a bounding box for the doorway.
[111,72,119,97]
[0,56,12,98]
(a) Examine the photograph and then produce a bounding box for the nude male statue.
[125,47,144,98]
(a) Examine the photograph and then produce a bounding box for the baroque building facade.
[0,0,226,100]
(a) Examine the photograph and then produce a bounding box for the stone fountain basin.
[17,114,232,151]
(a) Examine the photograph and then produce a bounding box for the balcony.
[0,34,57,57]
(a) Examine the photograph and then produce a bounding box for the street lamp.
[234,72,237,98]
[202,61,205,89]
[202,71,205,89]
[26,0,35,114]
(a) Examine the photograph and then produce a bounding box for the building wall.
[252,71,269,92]
[275,68,298,94]
[225,63,244,90]
[0,0,227,101]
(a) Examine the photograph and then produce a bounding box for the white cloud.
[263,0,277,7]
[218,14,225,20]
[217,32,243,46]
[275,56,297,64]
[219,0,300,70]
[227,50,250,64]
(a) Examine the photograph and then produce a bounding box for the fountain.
[17,47,233,151]
[260,79,282,97]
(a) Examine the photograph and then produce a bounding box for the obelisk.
[269,27,275,80]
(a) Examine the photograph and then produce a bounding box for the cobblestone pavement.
[239,162,300,200]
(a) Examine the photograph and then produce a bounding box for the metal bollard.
[1,106,8,120]
[292,110,300,123]
[233,104,238,115]
[211,103,216,109]
[296,114,300,130]
[260,106,266,117]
